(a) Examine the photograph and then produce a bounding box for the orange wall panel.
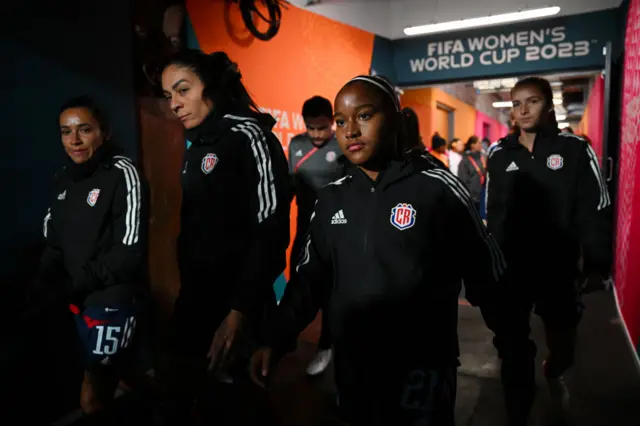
[401,87,477,148]
[434,107,449,141]
[431,88,477,143]
[187,0,375,151]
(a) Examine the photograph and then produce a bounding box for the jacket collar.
[503,129,560,151]
[65,141,119,182]
[344,148,425,190]
[185,111,276,146]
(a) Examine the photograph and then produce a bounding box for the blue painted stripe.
[273,272,287,303]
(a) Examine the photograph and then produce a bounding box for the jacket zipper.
[363,186,376,253]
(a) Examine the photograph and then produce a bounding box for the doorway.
[435,102,454,141]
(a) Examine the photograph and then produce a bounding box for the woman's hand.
[249,347,275,388]
[207,309,244,372]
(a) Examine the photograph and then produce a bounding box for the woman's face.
[162,64,213,129]
[59,107,106,164]
[511,85,548,133]
[451,140,464,153]
[471,141,483,152]
[334,82,392,166]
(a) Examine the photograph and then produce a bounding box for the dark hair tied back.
[165,49,260,118]
[512,76,559,136]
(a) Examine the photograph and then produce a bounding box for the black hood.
[185,110,277,146]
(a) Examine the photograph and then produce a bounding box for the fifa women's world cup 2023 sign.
[392,10,618,85]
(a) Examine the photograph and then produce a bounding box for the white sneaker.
[213,371,234,384]
[306,348,332,376]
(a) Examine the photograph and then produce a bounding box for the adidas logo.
[331,209,347,224]
[506,161,519,172]
[295,150,303,157]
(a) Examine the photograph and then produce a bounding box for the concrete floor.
[59,289,640,426]
[266,289,640,426]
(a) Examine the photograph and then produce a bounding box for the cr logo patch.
[87,189,101,207]
[390,203,417,231]
[201,153,219,174]
[546,154,564,170]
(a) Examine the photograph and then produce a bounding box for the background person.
[288,95,344,376]
[483,76,612,426]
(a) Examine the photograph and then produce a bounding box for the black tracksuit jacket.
[269,151,506,366]
[38,144,149,307]
[486,132,612,284]
[178,112,291,314]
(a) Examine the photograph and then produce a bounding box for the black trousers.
[291,219,331,350]
[333,350,457,426]
[159,278,273,426]
[481,275,582,425]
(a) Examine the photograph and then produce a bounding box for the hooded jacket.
[179,112,291,314]
[269,151,506,366]
[486,131,612,281]
[38,143,149,307]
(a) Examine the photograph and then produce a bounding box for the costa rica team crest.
[547,154,564,170]
[201,153,219,174]
[390,203,417,231]
[87,189,101,207]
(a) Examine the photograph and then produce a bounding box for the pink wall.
[616,0,640,357]
[475,111,509,143]
[586,75,605,159]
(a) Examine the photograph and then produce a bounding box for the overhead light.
[558,122,571,129]
[473,78,519,91]
[493,99,563,108]
[404,6,561,36]
[555,114,567,121]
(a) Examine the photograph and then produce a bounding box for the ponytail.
[547,108,559,135]
[163,49,261,118]
[401,107,423,154]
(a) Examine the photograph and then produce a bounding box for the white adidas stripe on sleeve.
[114,159,142,246]
[232,123,278,223]
[43,208,51,238]
[584,144,611,210]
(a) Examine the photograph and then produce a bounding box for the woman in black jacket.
[458,135,487,212]
[483,77,612,426]
[36,96,148,420]
[159,49,291,423]
[249,75,505,426]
